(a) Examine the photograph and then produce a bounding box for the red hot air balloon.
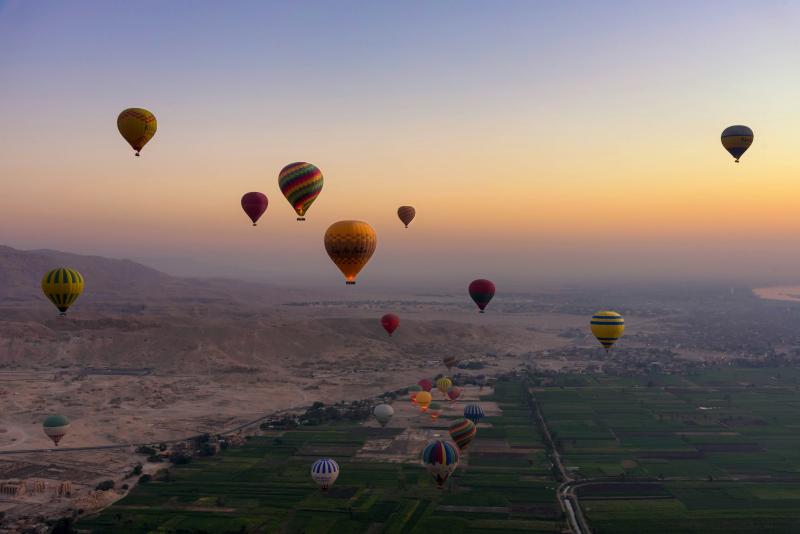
[397,206,416,228]
[241,192,268,226]
[447,386,462,402]
[381,314,400,336]
[469,279,495,313]
[418,379,433,392]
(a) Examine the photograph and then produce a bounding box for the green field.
[79,380,563,533]
[532,368,800,532]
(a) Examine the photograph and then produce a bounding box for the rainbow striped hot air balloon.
[590,311,625,352]
[464,403,485,424]
[279,162,323,220]
[421,439,459,487]
[721,125,753,163]
[448,418,477,451]
[311,458,339,491]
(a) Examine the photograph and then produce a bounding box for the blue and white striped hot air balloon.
[464,403,485,424]
[311,458,340,491]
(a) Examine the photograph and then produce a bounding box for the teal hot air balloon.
[721,125,753,162]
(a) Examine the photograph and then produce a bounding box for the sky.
[1,0,800,291]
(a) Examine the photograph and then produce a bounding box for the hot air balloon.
[464,403,485,424]
[397,206,416,228]
[41,268,85,316]
[373,404,394,427]
[409,384,422,404]
[416,391,432,412]
[443,356,458,370]
[449,418,477,451]
[324,221,377,284]
[447,386,462,402]
[721,125,754,162]
[429,402,442,422]
[590,311,625,352]
[279,162,323,220]
[436,377,453,396]
[117,108,157,156]
[241,192,268,226]
[381,314,400,336]
[417,379,433,392]
[421,439,459,487]
[469,279,495,313]
[42,415,70,446]
[311,458,339,491]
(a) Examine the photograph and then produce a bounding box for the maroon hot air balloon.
[381,313,400,336]
[418,378,433,392]
[468,279,495,313]
[241,192,268,226]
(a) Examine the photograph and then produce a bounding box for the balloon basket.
[297,217,305,221]
[346,281,355,285]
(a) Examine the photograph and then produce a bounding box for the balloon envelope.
[324,221,377,284]
[443,356,458,369]
[421,439,459,487]
[469,279,496,312]
[241,192,268,225]
[43,414,70,446]
[447,386,462,401]
[590,311,625,352]
[42,268,85,315]
[117,108,157,156]
[311,458,339,490]
[721,125,753,162]
[464,403,485,424]
[279,162,323,220]
[373,404,394,427]
[381,314,400,336]
[449,418,477,450]
[397,206,416,228]
[417,379,433,392]
[436,377,452,395]
[416,391,433,411]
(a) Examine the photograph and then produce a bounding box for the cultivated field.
[79,380,564,533]
[532,368,800,532]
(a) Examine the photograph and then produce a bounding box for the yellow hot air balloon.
[41,268,85,316]
[117,108,157,156]
[416,391,433,412]
[324,221,377,284]
[590,311,625,352]
[436,377,452,395]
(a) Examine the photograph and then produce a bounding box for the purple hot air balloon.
[241,192,268,226]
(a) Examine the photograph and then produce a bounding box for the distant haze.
[2,1,800,289]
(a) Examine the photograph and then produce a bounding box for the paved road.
[531,391,591,534]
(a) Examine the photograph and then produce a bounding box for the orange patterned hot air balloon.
[416,391,433,412]
[117,108,157,156]
[324,221,377,284]
[397,206,416,228]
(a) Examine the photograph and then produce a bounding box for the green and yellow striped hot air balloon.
[41,268,85,316]
[590,311,624,352]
